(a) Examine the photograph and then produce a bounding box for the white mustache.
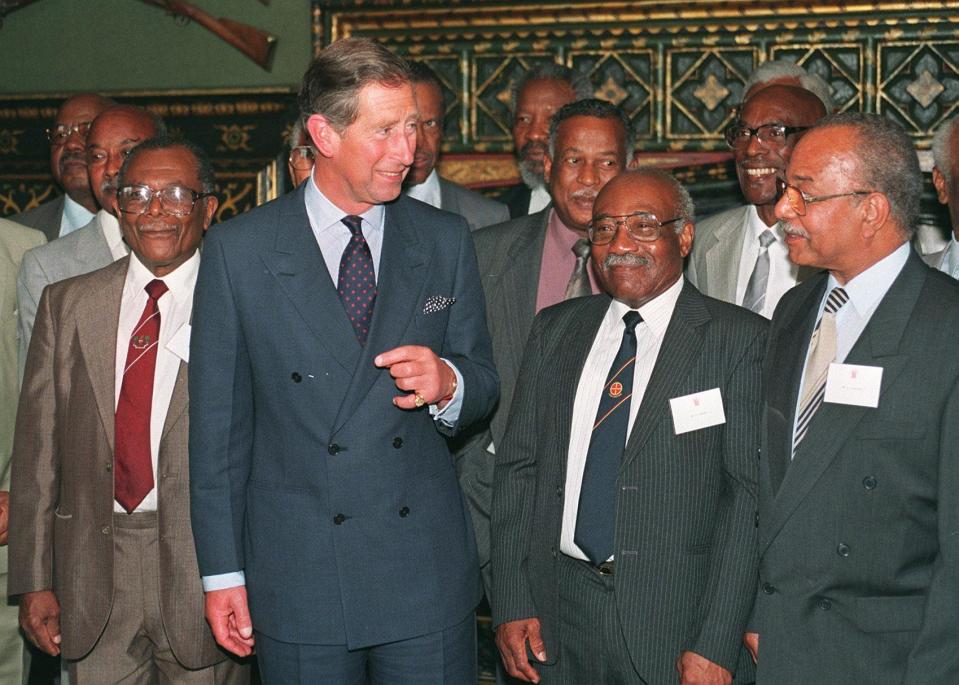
[779,220,808,239]
[571,189,597,203]
[603,253,650,268]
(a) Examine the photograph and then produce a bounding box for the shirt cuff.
[430,359,464,426]
[201,571,246,592]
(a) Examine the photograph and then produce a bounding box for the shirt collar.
[305,173,385,236]
[403,169,442,209]
[529,185,552,214]
[97,209,128,255]
[942,235,959,275]
[825,241,910,319]
[61,195,96,235]
[745,204,784,243]
[125,249,200,304]
[607,275,684,340]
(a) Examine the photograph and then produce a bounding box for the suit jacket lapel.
[160,360,189,448]
[499,210,550,372]
[703,207,747,303]
[621,281,710,469]
[260,186,361,374]
[760,252,925,552]
[332,198,430,434]
[74,259,127,455]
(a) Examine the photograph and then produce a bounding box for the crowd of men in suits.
[1,36,958,685]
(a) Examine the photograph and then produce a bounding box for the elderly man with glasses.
[8,134,249,684]
[686,84,826,317]
[491,168,766,685]
[10,93,114,242]
[745,112,959,684]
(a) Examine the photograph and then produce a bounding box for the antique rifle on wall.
[0,0,277,71]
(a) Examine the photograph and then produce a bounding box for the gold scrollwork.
[214,124,256,152]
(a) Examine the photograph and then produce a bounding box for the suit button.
[105,463,112,472]
[762,582,776,595]
[393,437,403,449]
[837,543,850,557]
[101,526,111,535]
[863,476,877,490]
[333,513,346,525]
[399,506,410,517]
[291,372,302,383]
[556,486,563,497]
[550,547,557,558]
[818,598,832,611]
[328,443,340,455]
[754,512,760,527]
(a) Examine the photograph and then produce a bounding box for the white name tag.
[166,323,191,363]
[670,388,726,435]
[824,363,882,408]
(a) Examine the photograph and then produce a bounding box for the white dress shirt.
[560,276,684,560]
[403,169,442,209]
[734,206,801,318]
[60,195,96,238]
[938,236,959,279]
[113,251,199,513]
[529,185,551,215]
[98,209,129,261]
[791,242,910,444]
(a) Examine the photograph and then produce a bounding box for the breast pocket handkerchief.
[423,295,456,315]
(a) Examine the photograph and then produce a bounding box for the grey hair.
[118,134,216,194]
[814,112,921,236]
[289,116,310,152]
[932,116,959,183]
[297,38,412,132]
[618,169,695,231]
[744,59,835,112]
[93,104,166,138]
[548,98,636,159]
[509,63,592,116]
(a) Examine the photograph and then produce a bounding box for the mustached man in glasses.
[10,94,114,243]
[8,135,249,684]
[745,113,959,684]
[492,169,766,685]
[686,83,826,318]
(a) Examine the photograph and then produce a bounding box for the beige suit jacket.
[7,257,223,668]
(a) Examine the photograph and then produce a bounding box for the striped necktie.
[574,310,642,565]
[793,287,849,454]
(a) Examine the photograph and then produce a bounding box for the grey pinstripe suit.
[491,282,766,683]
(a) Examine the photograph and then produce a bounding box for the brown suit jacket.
[7,257,223,668]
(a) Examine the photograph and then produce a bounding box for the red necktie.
[115,278,168,513]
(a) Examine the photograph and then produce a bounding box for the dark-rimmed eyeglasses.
[45,121,92,146]
[117,184,213,217]
[724,122,810,149]
[588,212,685,245]
[776,178,874,216]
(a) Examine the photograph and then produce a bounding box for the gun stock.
[142,0,277,71]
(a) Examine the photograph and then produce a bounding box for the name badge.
[166,323,191,363]
[670,388,726,435]
[824,363,882,408]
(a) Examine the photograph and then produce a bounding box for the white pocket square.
[423,295,456,314]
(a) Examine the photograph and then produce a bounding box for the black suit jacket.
[492,283,766,683]
[495,182,533,219]
[754,250,959,684]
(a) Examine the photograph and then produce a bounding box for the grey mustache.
[604,254,650,268]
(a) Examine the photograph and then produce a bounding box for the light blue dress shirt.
[59,195,95,237]
[791,242,911,446]
[202,177,466,592]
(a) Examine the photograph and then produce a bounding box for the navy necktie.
[338,215,377,345]
[574,310,643,565]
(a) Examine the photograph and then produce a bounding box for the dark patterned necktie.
[574,310,643,565]
[338,215,377,345]
[564,238,593,300]
[115,278,167,513]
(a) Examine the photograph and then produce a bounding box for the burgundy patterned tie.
[115,278,167,513]
[338,215,377,345]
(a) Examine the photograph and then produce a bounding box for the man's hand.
[743,632,759,663]
[375,345,456,410]
[204,586,255,657]
[494,618,547,683]
[0,490,8,545]
[19,590,61,656]
[676,651,733,685]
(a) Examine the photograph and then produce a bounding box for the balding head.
[50,93,115,210]
[86,105,163,210]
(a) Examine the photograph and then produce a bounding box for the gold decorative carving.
[693,74,730,111]
[215,181,256,221]
[214,124,256,152]
[595,75,629,105]
[906,69,945,107]
[0,128,24,155]
[438,155,519,187]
